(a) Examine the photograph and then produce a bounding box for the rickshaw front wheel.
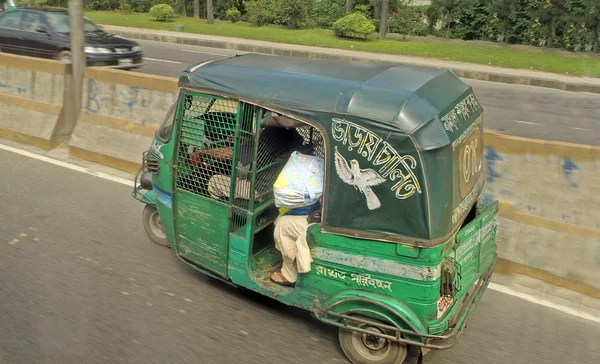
[142,205,169,248]
[339,319,408,364]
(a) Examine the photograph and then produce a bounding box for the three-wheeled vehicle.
[132,54,498,364]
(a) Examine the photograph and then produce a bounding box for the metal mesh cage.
[176,94,239,200]
[174,94,327,237]
[296,126,326,159]
[230,104,260,235]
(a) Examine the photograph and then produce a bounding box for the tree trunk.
[194,0,199,19]
[345,0,353,14]
[182,0,187,16]
[207,0,214,24]
[379,0,389,39]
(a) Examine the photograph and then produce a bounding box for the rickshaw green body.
[132,54,498,351]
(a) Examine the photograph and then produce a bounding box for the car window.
[0,10,22,29]
[21,12,43,32]
[83,17,101,32]
[45,12,70,33]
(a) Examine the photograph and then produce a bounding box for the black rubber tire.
[142,205,170,248]
[338,317,408,364]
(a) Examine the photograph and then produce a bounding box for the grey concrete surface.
[1,147,600,364]
[134,40,600,146]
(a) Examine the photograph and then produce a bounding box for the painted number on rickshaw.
[437,296,454,319]
[459,131,483,197]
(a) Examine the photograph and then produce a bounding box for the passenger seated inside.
[270,150,325,287]
[207,110,304,200]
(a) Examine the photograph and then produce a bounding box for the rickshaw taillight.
[440,259,461,297]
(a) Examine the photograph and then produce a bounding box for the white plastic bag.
[273,152,324,208]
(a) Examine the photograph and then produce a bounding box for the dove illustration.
[334,146,386,210]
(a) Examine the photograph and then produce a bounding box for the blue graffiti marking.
[485,146,502,182]
[482,193,493,207]
[0,83,27,94]
[116,86,149,112]
[85,79,100,113]
[562,157,579,187]
[527,205,536,211]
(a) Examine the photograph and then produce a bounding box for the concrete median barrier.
[0,53,74,149]
[483,131,600,297]
[67,68,178,173]
[1,56,598,300]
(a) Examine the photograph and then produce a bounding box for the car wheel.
[55,50,72,64]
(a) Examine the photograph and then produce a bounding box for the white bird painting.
[334,146,387,210]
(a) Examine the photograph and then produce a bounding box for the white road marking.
[571,127,592,131]
[1,140,600,324]
[182,49,236,57]
[513,120,541,126]
[143,57,181,64]
[488,283,600,324]
[0,143,133,187]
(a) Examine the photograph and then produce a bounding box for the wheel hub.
[362,332,387,351]
[149,211,166,239]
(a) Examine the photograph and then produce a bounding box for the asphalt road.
[134,40,600,146]
[1,146,600,364]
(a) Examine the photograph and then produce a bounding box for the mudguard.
[313,290,426,339]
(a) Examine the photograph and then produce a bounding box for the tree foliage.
[65,0,600,52]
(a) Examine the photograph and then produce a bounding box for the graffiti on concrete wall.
[561,157,579,188]
[0,82,27,95]
[84,78,151,125]
[484,146,502,182]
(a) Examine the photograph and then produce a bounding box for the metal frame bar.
[312,261,495,350]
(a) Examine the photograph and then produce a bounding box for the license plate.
[119,58,133,65]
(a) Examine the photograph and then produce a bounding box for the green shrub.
[225,7,242,23]
[149,3,174,21]
[16,0,47,6]
[245,0,278,26]
[332,12,375,40]
[388,7,429,36]
[310,0,344,28]
[119,0,133,13]
[279,0,310,29]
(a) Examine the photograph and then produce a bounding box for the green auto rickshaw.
[132,54,498,364]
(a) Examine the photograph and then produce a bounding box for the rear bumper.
[312,258,496,350]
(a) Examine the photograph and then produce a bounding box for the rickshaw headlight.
[144,153,159,174]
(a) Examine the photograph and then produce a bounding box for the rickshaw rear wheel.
[142,205,169,248]
[339,318,408,364]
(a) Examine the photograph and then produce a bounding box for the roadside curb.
[103,25,600,95]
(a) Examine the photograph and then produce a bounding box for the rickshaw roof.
[179,54,484,245]
[179,54,472,141]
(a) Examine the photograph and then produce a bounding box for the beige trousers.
[273,215,313,283]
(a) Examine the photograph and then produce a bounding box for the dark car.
[0,8,143,69]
